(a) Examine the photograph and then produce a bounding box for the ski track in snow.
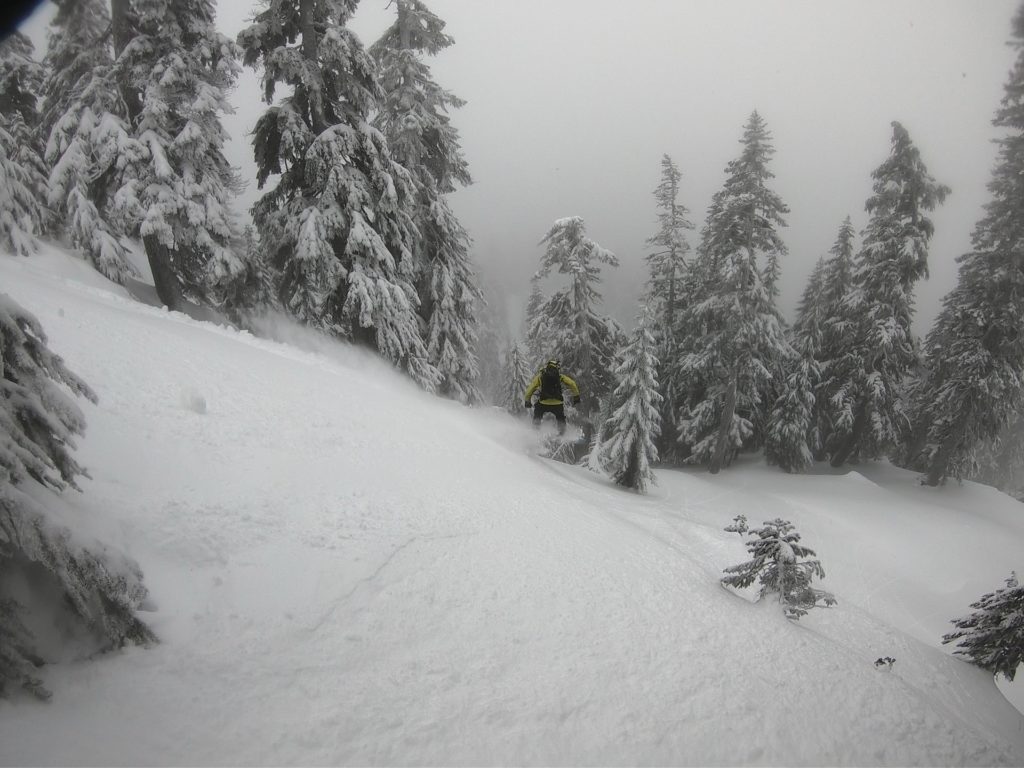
[0,251,1023,766]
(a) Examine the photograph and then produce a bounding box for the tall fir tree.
[905,6,1024,486]
[764,357,818,473]
[371,0,482,402]
[0,294,155,699]
[473,282,508,405]
[645,154,693,345]
[645,154,693,463]
[524,275,549,369]
[239,0,439,390]
[41,0,139,283]
[531,217,622,416]
[110,0,252,316]
[813,217,858,459]
[827,122,949,467]
[764,254,831,473]
[0,32,47,256]
[668,201,727,465]
[791,257,827,358]
[600,310,662,493]
[501,341,532,415]
[678,111,793,473]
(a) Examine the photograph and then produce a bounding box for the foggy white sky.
[21,0,1023,336]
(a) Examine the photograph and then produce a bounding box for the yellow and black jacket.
[524,369,580,406]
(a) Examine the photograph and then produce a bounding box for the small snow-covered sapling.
[721,518,836,620]
[724,515,748,535]
[942,571,1023,681]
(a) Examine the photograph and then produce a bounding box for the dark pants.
[533,402,567,434]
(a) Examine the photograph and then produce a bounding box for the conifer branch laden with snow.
[40,0,139,284]
[942,572,1023,681]
[725,514,748,535]
[0,33,48,256]
[721,518,836,620]
[0,294,155,698]
[765,356,819,473]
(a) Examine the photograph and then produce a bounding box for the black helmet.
[545,359,559,370]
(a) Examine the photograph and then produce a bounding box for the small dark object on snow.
[874,656,896,670]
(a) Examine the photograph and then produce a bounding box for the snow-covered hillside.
[1,248,1022,766]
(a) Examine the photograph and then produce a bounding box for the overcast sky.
[21,0,1023,335]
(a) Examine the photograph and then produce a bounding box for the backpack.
[539,366,562,400]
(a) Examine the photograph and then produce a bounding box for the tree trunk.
[830,402,867,467]
[397,0,411,49]
[142,234,182,311]
[300,0,327,134]
[110,0,142,124]
[924,438,956,487]
[710,368,739,474]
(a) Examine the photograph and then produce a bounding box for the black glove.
[524,400,532,409]
[572,395,581,406]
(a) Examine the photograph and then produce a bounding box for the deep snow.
[1,247,1023,766]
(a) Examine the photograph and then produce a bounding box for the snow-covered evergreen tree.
[110,0,250,316]
[645,154,693,463]
[667,206,726,465]
[722,518,836,620]
[764,253,833,473]
[971,411,1024,499]
[814,218,858,458]
[239,0,439,391]
[792,258,827,358]
[371,0,482,402]
[942,572,1023,681]
[678,112,793,473]
[500,341,532,415]
[41,0,139,283]
[532,217,622,414]
[472,282,507,405]
[904,7,1024,486]
[600,310,662,493]
[645,154,693,345]
[215,224,277,328]
[523,276,549,369]
[765,357,818,473]
[0,294,155,698]
[0,33,47,256]
[827,122,949,467]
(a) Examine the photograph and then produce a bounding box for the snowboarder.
[524,359,581,435]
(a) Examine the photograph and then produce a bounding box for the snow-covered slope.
[1,249,1022,766]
